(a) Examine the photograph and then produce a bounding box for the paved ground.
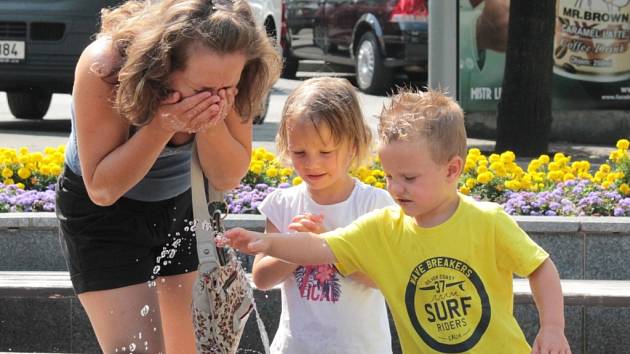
[0,72,616,164]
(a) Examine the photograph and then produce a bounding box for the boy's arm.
[528,258,571,353]
[252,220,298,291]
[219,227,337,265]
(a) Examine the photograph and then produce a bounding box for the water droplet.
[153,327,157,332]
[129,343,136,352]
[173,239,182,248]
[140,305,150,317]
[168,249,177,258]
[184,226,190,232]
[135,258,140,263]
[153,265,161,274]
[161,278,166,283]
[172,218,177,221]
[138,332,142,339]
[144,341,148,346]
[175,232,181,236]
[147,280,156,288]
[163,261,167,265]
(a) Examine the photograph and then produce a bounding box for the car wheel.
[355,32,392,94]
[253,92,271,125]
[281,52,299,79]
[7,89,52,120]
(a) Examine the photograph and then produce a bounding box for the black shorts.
[56,166,198,294]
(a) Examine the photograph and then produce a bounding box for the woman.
[55,0,281,352]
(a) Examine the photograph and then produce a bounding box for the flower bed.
[3,140,630,216]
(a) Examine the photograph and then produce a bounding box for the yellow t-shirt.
[325,195,549,354]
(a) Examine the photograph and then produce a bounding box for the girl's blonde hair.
[276,77,372,169]
[378,88,467,163]
[98,0,281,125]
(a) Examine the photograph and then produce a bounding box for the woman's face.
[168,45,246,100]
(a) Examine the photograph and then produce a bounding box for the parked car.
[282,0,427,94]
[0,0,281,123]
[0,0,124,120]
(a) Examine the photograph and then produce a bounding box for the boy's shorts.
[56,166,198,294]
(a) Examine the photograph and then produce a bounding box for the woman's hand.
[152,91,222,134]
[193,87,239,133]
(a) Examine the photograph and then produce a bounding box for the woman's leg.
[78,282,165,354]
[158,271,198,354]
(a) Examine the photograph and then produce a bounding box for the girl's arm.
[218,227,337,266]
[252,220,299,291]
[528,258,571,353]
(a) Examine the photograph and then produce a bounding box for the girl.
[254,77,394,354]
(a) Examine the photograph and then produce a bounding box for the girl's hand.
[153,91,221,134]
[288,213,325,234]
[531,327,571,354]
[193,86,239,132]
[217,227,268,255]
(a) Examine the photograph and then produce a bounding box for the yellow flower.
[459,186,471,195]
[266,168,278,178]
[599,164,611,173]
[40,165,51,176]
[616,139,630,150]
[602,181,612,189]
[620,183,630,195]
[3,178,14,185]
[16,182,25,189]
[364,176,377,185]
[563,173,575,182]
[609,150,621,161]
[18,147,29,155]
[464,160,476,172]
[538,154,550,164]
[476,172,493,184]
[465,178,476,188]
[280,168,293,177]
[500,151,515,164]
[374,182,385,189]
[17,167,31,179]
[50,165,61,176]
[489,154,500,163]
[477,165,488,174]
[249,163,263,175]
[264,152,275,161]
[292,176,303,185]
[44,147,56,155]
[468,148,481,156]
[1,168,13,179]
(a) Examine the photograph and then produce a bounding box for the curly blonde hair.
[378,88,467,163]
[98,0,281,125]
[276,77,372,169]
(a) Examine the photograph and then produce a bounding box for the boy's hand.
[216,227,269,255]
[288,213,325,234]
[531,327,571,354]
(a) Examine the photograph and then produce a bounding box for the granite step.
[2,271,630,353]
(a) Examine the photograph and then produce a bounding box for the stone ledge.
[2,212,629,234]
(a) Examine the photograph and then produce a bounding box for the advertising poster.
[458,0,630,111]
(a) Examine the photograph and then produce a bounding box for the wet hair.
[276,77,372,169]
[378,88,467,163]
[98,0,281,125]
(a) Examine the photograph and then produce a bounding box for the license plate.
[0,40,25,63]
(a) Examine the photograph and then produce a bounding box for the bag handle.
[191,144,225,266]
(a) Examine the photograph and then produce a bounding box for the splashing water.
[140,305,150,317]
[129,343,136,352]
[153,265,161,275]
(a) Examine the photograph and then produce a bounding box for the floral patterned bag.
[190,146,270,354]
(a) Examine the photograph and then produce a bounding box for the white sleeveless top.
[258,180,394,354]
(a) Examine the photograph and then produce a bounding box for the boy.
[218,89,571,354]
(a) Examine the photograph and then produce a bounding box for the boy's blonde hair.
[277,77,372,168]
[378,88,467,163]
